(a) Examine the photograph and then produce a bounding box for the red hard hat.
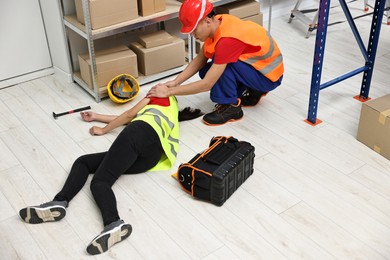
[179,0,214,34]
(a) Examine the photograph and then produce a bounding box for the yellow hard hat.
[107,74,139,103]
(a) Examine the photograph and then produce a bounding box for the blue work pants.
[199,60,283,104]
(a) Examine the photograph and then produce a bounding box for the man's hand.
[80,111,96,122]
[89,126,106,136]
[162,80,178,88]
[147,84,170,98]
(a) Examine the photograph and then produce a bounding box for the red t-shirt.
[213,37,260,64]
[148,97,170,106]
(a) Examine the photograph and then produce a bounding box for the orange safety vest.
[204,14,284,82]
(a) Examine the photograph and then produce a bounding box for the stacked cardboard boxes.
[137,31,174,48]
[216,0,263,26]
[74,0,138,29]
[242,12,263,26]
[138,0,166,16]
[78,45,138,89]
[130,31,186,76]
[357,94,390,160]
[75,0,166,29]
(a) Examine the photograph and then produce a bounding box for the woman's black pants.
[54,121,162,226]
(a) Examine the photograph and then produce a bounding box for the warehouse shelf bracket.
[305,0,386,126]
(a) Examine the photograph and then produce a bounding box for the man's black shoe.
[203,99,243,125]
[240,88,268,107]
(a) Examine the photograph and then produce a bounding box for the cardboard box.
[357,94,390,160]
[130,37,186,76]
[216,0,260,19]
[78,45,138,88]
[75,0,138,29]
[138,31,173,48]
[242,12,263,26]
[138,0,165,16]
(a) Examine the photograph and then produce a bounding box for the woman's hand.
[89,126,106,136]
[80,111,96,122]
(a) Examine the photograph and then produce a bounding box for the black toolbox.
[177,136,255,206]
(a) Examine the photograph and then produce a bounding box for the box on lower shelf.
[357,94,390,160]
[74,72,108,97]
[78,45,138,89]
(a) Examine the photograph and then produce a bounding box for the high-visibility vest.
[132,96,179,171]
[204,14,284,82]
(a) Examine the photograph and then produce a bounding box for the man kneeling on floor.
[147,0,284,126]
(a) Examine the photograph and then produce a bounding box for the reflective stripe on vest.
[132,96,179,171]
[138,108,179,158]
[243,32,284,76]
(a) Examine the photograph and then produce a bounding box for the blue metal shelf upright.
[306,0,387,125]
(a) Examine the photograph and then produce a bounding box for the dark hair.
[206,9,216,18]
[178,107,204,122]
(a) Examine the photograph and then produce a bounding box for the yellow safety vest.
[204,14,284,82]
[132,96,179,171]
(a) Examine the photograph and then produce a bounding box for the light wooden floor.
[1,4,390,260]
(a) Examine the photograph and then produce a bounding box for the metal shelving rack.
[305,0,387,125]
[59,0,239,102]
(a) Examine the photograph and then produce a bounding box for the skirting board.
[0,68,54,89]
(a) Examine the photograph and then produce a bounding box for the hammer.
[53,106,91,119]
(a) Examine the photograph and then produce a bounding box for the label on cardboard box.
[78,45,138,88]
[130,37,186,76]
[75,0,138,29]
[138,31,174,48]
[357,94,390,160]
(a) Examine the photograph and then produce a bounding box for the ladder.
[288,0,370,38]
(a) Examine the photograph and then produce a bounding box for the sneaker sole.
[19,206,66,224]
[86,223,132,255]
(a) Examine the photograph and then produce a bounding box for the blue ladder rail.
[306,0,387,125]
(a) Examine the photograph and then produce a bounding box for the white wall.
[0,0,53,88]
[40,0,73,82]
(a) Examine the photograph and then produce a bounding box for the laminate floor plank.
[1,7,389,259]
[226,189,334,259]
[281,202,387,260]
[259,153,390,258]
[177,195,288,259]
